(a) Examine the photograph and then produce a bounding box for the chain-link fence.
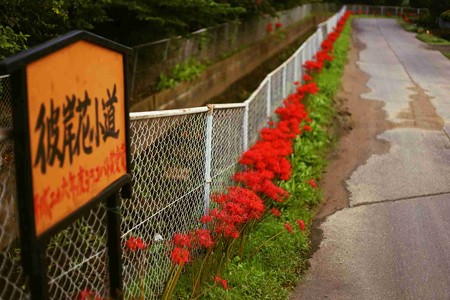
[346,5,428,16]
[130,2,338,103]
[0,6,346,299]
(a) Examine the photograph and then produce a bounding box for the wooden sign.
[0,30,132,299]
[27,40,127,235]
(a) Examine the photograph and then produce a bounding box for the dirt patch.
[396,84,443,130]
[310,23,392,254]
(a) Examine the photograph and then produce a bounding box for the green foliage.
[441,10,450,22]
[156,58,206,91]
[0,0,329,57]
[0,25,28,60]
[398,18,419,32]
[0,0,110,48]
[409,0,450,22]
[416,32,450,44]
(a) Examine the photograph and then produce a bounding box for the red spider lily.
[214,276,230,290]
[297,82,319,95]
[303,73,313,82]
[200,214,213,224]
[308,179,317,189]
[171,247,190,265]
[275,22,283,28]
[284,223,293,234]
[192,228,214,248]
[303,60,323,72]
[209,187,265,239]
[233,170,288,201]
[266,23,274,33]
[294,81,300,85]
[173,233,192,249]
[125,236,147,252]
[271,207,281,217]
[296,219,305,231]
[315,50,334,63]
[303,125,312,132]
[78,289,102,300]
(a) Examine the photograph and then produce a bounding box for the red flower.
[308,179,317,189]
[284,223,293,234]
[125,236,147,252]
[214,276,230,290]
[271,207,281,217]
[275,22,283,28]
[303,74,313,82]
[171,247,190,265]
[296,219,305,231]
[78,289,102,300]
[192,229,214,248]
[200,214,213,224]
[173,233,191,248]
[266,23,273,33]
[294,81,300,85]
[303,125,312,132]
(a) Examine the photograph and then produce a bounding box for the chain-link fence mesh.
[0,6,348,299]
[46,204,110,299]
[121,112,208,299]
[0,75,30,300]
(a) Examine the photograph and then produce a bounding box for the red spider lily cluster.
[166,8,352,287]
[112,11,353,299]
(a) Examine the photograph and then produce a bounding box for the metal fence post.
[401,7,404,16]
[243,103,249,151]
[294,53,299,82]
[381,6,384,16]
[203,105,213,215]
[266,76,272,118]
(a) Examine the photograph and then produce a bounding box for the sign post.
[0,30,133,299]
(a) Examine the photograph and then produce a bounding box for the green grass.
[178,18,352,300]
[416,33,450,45]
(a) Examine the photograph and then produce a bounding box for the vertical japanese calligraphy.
[26,40,127,235]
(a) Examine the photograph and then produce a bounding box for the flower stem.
[247,230,284,259]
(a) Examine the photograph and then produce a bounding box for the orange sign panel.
[26,40,127,235]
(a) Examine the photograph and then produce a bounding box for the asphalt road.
[291,19,450,300]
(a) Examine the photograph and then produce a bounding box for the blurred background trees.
[0,0,325,58]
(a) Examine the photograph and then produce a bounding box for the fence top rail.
[213,102,247,109]
[130,106,209,120]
